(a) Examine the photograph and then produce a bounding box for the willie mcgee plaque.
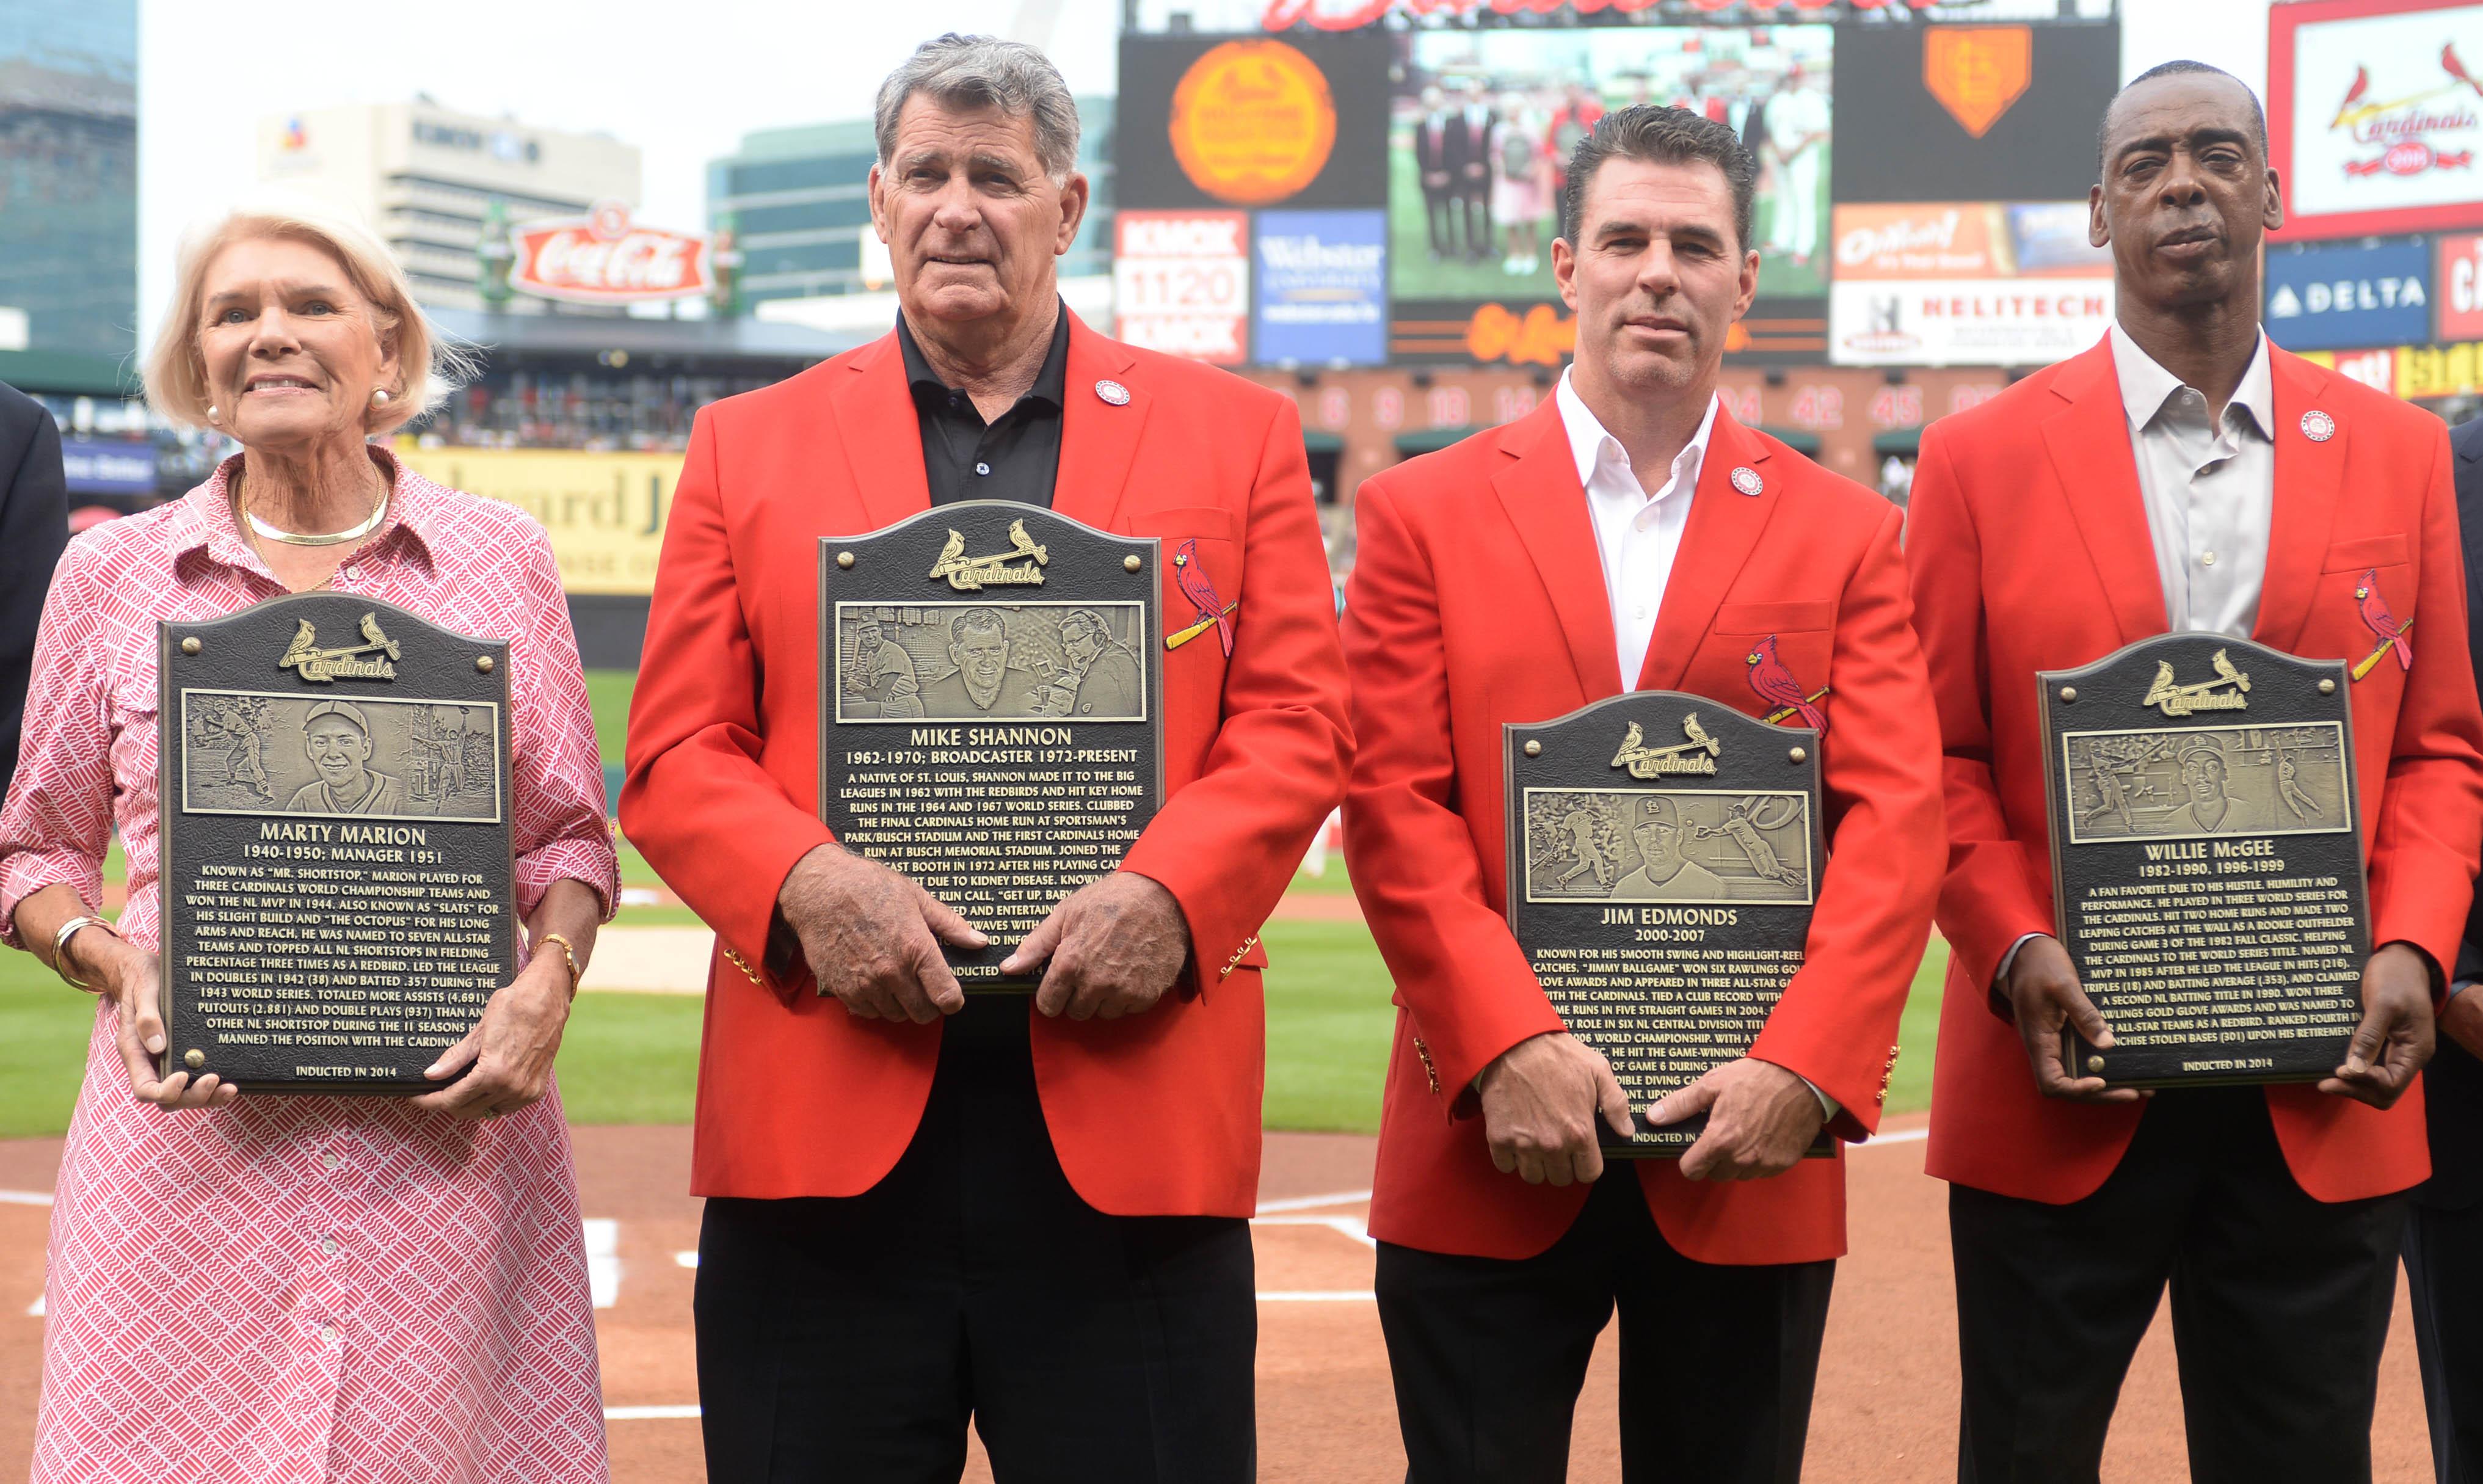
[2040,634,2369,1088]
[820,503,1166,990]
[1506,691,1828,1157]
[159,594,516,1093]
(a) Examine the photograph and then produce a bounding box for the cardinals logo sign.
[2275,3,2483,237]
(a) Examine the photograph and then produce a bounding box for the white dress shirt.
[1997,326,2280,993]
[1555,367,1717,688]
[1553,371,1836,1118]
[2109,323,2277,638]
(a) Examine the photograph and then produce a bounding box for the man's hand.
[778,843,987,1022]
[2004,936,2143,1105]
[2443,987,2483,1062]
[1004,871,1190,1021]
[1475,1032,1633,1187]
[2318,943,2435,1108]
[1648,1058,1824,1182]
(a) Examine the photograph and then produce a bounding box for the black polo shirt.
[897,306,1070,508]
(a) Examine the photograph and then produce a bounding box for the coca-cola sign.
[512,202,714,305]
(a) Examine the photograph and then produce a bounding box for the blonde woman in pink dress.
[0,195,617,1483]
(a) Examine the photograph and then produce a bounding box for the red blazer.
[620,314,1352,1217]
[1908,337,2483,1206]
[1343,398,1946,1265]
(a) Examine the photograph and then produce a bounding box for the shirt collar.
[172,445,440,577]
[1554,367,1719,498]
[896,299,1072,412]
[2109,321,2275,440]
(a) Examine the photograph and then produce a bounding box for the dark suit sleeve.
[0,391,68,812]
[2455,415,2483,966]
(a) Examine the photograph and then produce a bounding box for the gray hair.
[875,33,1081,183]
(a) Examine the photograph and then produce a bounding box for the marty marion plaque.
[159,594,516,1093]
[2040,633,2369,1088]
[820,503,1166,990]
[1505,691,1828,1157]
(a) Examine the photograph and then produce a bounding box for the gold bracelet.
[50,914,118,992]
[538,932,583,1000]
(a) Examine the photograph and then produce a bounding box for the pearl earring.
[370,388,391,407]
[206,405,219,422]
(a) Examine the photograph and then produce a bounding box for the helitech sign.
[1259,0,1955,27]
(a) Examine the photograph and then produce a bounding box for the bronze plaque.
[1505,691,1830,1157]
[818,503,1166,991]
[159,594,516,1093]
[2040,634,2369,1088]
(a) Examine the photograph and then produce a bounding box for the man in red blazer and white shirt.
[1908,63,2483,1482]
[1343,106,1944,1484]
[621,35,1350,1483]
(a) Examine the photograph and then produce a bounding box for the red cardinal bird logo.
[2352,568,2413,679]
[1745,635,1827,735]
[1171,539,1235,658]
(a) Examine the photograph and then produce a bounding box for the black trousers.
[1375,1169,1835,1484]
[1950,1086,2407,1484]
[2407,1198,2483,1483]
[694,995,1257,1484]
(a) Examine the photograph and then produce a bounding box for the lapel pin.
[1730,466,1764,496]
[1096,379,1130,407]
[2300,409,2335,443]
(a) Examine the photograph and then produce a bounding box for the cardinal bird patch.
[1167,539,1238,656]
[1745,635,1829,734]
[2350,568,2413,682]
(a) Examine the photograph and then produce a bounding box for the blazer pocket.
[1126,507,1237,543]
[2322,534,2410,572]
[1714,600,1836,635]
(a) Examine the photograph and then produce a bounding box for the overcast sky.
[134,0,2267,347]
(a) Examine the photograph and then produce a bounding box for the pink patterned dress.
[0,454,619,1484]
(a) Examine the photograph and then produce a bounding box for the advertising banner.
[394,446,678,597]
[1831,23,2121,207]
[2272,0,2483,239]
[511,202,714,305]
[1830,202,2110,365]
[2264,236,2434,351]
[2440,230,2483,337]
[1254,209,1387,365]
[58,437,155,497]
[1117,33,1389,212]
[1114,210,1252,364]
[1831,278,2113,367]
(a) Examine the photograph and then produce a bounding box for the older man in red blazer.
[621,35,1350,1484]
[1345,106,1944,1484]
[1908,63,2483,1483]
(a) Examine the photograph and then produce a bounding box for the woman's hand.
[91,935,237,1111]
[409,951,572,1121]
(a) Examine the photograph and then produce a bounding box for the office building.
[258,98,640,313]
[0,0,137,373]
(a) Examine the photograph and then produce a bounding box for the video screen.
[1387,26,1835,305]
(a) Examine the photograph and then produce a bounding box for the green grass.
[555,991,705,1125]
[0,951,96,1138]
[1262,919,1397,1133]
[583,668,635,765]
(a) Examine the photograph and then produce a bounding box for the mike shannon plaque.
[2040,634,2369,1088]
[159,594,517,1093]
[820,503,1166,991]
[1505,691,1829,1157]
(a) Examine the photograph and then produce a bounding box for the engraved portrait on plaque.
[820,504,1166,990]
[159,595,517,1093]
[1506,693,1830,1157]
[2040,634,2371,1088]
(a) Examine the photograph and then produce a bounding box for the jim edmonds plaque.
[2040,634,2369,1088]
[1505,692,1827,1157]
[159,594,516,1093]
[820,503,1166,990]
